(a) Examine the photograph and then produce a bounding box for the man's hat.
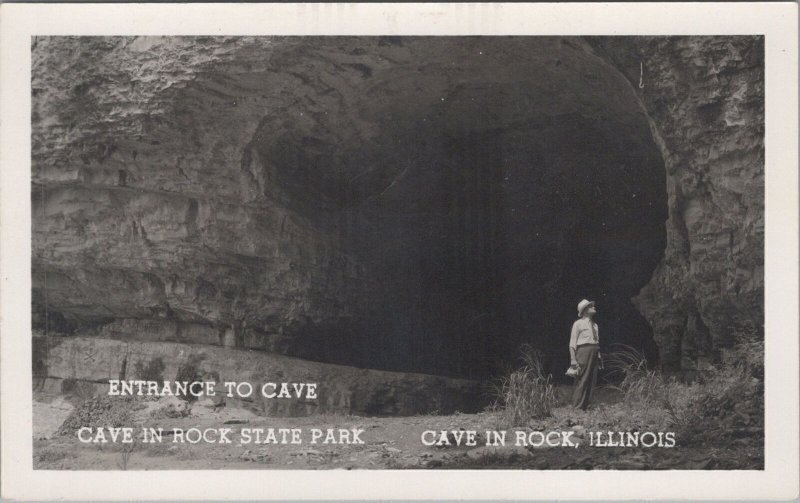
[577,299,595,317]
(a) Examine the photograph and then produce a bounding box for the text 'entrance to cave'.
[244,37,668,379]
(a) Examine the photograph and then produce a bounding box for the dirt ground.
[32,385,763,470]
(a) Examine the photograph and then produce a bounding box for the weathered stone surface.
[32,36,667,378]
[31,36,763,378]
[36,336,482,417]
[588,37,764,369]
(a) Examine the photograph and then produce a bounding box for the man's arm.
[569,322,579,365]
[595,323,602,361]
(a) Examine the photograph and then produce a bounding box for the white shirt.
[569,318,599,350]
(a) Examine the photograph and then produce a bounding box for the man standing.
[569,299,602,410]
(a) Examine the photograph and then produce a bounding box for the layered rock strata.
[588,37,764,369]
[31,36,763,385]
[35,335,481,416]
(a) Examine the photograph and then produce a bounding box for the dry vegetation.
[602,331,764,443]
[40,332,763,470]
[488,345,558,427]
[460,330,764,469]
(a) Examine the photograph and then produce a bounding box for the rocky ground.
[33,384,762,470]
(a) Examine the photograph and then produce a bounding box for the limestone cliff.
[34,335,481,416]
[588,37,764,369]
[32,36,763,384]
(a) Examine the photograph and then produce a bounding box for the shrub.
[174,354,206,402]
[677,332,764,437]
[115,440,137,470]
[489,344,557,427]
[149,399,191,419]
[604,345,667,406]
[725,327,764,380]
[133,357,165,382]
[56,396,141,436]
[60,377,99,403]
[604,334,764,443]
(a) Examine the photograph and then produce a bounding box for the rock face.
[34,335,481,416]
[588,37,764,369]
[32,36,763,385]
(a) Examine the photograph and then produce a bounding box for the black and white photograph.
[28,33,766,470]
[1,2,798,501]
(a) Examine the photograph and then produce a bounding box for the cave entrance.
[249,37,668,379]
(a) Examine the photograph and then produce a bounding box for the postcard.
[1,2,797,500]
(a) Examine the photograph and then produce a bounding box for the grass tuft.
[488,344,557,427]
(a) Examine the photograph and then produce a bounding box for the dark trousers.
[572,344,599,410]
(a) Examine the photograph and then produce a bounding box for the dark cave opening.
[246,38,669,380]
[31,38,670,384]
